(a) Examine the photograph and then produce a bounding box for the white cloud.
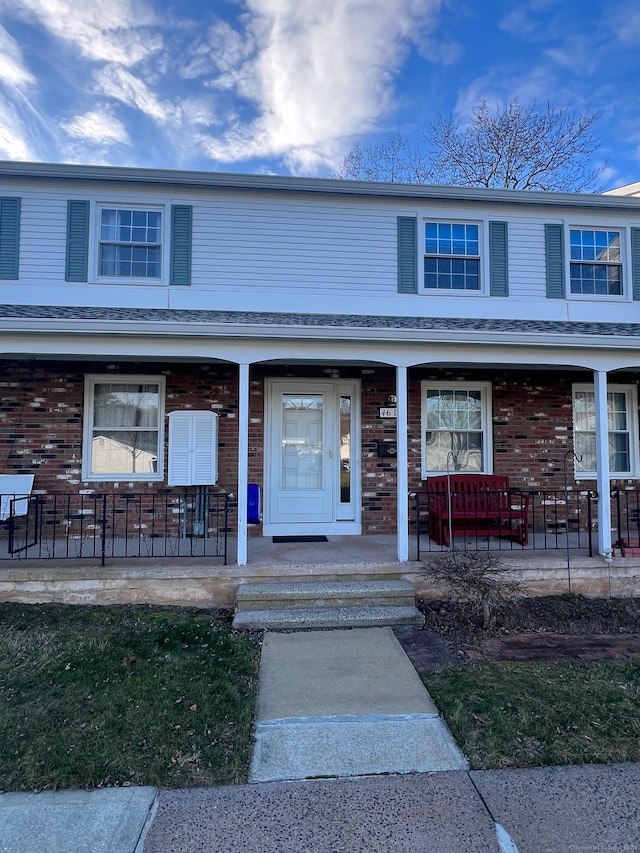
[0,24,34,87]
[0,92,38,159]
[63,107,131,145]
[93,65,174,124]
[0,0,161,66]
[195,0,442,172]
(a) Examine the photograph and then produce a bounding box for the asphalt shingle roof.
[0,304,637,338]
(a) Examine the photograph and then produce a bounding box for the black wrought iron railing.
[0,489,233,565]
[410,488,596,560]
[612,488,640,551]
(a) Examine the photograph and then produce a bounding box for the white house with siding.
[1,161,640,603]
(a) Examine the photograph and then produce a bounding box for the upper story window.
[569,229,622,296]
[421,382,492,476]
[424,222,480,291]
[82,375,165,481]
[572,384,638,479]
[99,207,162,279]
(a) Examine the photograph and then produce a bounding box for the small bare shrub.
[428,550,521,629]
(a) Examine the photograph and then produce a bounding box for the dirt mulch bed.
[394,595,640,668]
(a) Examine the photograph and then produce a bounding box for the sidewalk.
[4,764,640,853]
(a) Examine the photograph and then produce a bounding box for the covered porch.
[1,311,639,607]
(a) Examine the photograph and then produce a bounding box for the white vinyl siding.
[7,180,640,325]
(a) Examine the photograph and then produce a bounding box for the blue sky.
[0,0,639,188]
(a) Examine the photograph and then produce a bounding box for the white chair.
[0,474,35,521]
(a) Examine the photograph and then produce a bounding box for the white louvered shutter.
[168,411,218,486]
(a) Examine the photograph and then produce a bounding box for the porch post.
[396,365,409,562]
[237,363,250,566]
[593,369,612,558]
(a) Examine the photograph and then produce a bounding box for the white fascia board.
[0,316,638,353]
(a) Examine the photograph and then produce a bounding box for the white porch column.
[396,365,409,562]
[593,369,612,557]
[236,363,250,566]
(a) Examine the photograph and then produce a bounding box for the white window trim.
[82,374,166,482]
[420,214,489,297]
[88,201,170,285]
[420,381,493,478]
[572,383,639,480]
[565,223,631,302]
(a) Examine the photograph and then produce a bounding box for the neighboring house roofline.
[2,159,640,212]
[603,182,640,196]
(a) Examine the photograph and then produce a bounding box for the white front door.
[264,378,361,535]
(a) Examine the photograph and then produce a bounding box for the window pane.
[574,432,596,473]
[340,396,351,504]
[99,208,162,277]
[425,430,483,472]
[609,393,627,430]
[91,430,158,475]
[610,432,630,472]
[93,383,159,428]
[569,229,622,296]
[574,387,632,475]
[281,394,323,490]
[573,391,595,431]
[424,386,486,472]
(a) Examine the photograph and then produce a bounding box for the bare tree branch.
[333,98,604,192]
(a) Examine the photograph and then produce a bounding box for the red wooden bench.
[426,474,530,547]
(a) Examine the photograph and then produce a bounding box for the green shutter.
[489,220,509,296]
[397,216,417,293]
[66,200,89,282]
[631,228,640,301]
[0,197,20,280]
[170,205,192,286]
[545,223,565,298]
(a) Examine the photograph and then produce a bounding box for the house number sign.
[379,407,397,418]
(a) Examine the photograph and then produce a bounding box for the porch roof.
[0,304,639,344]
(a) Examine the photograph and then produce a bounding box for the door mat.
[272,536,328,543]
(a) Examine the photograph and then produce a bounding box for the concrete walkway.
[249,627,467,782]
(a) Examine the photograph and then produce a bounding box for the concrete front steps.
[232,579,424,630]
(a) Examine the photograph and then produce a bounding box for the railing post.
[101,494,107,567]
[587,491,595,557]
[411,493,420,561]
[224,493,230,566]
[613,487,622,547]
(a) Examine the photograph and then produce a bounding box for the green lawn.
[0,604,260,791]
[423,660,640,770]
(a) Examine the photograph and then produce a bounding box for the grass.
[423,660,640,770]
[0,603,260,791]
